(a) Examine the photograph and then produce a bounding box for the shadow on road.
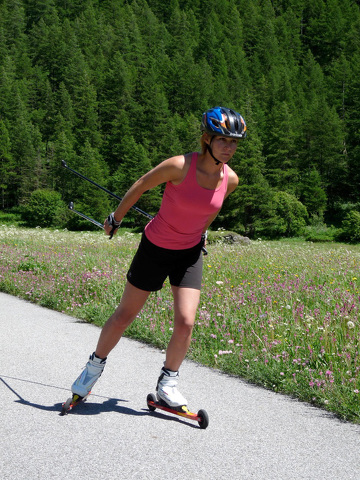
[0,375,144,417]
[1,374,205,428]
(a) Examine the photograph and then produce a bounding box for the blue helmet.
[201,106,246,139]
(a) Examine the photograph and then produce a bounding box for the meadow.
[1,224,359,422]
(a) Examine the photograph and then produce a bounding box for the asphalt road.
[1,291,359,480]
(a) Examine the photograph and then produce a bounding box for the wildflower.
[216,280,224,285]
[354,390,359,394]
[347,321,355,329]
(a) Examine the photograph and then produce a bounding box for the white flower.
[347,321,355,329]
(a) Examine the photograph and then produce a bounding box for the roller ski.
[60,352,106,416]
[146,393,209,429]
[147,366,209,429]
[60,393,90,415]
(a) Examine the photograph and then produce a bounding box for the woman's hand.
[104,213,122,237]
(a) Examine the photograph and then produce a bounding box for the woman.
[71,106,246,408]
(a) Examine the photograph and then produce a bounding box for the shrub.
[257,191,309,239]
[302,215,339,242]
[338,210,360,243]
[302,224,339,243]
[21,189,67,228]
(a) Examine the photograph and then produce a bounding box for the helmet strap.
[207,136,231,165]
[207,137,221,165]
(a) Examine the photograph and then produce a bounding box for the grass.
[1,224,359,422]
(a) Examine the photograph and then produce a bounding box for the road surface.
[1,292,359,479]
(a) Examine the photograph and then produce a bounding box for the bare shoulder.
[138,154,188,190]
[163,153,191,185]
[162,154,187,171]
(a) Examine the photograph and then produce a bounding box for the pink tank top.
[145,152,229,249]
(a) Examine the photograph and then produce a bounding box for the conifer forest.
[1,0,360,238]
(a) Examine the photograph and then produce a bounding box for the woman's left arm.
[202,168,239,234]
[225,167,239,198]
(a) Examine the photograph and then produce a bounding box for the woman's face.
[208,135,238,162]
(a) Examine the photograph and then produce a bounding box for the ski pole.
[61,160,153,220]
[68,202,104,230]
[63,161,208,254]
[68,202,120,239]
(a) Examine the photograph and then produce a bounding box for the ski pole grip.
[107,212,122,239]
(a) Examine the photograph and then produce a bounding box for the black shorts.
[127,233,204,292]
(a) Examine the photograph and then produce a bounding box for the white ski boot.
[71,352,106,398]
[156,366,187,408]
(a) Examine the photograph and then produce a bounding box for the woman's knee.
[174,316,195,338]
[108,282,150,330]
[105,305,135,332]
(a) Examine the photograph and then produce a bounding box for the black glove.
[107,212,122,239]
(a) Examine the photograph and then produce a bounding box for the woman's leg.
[164,286,201,372]
[72,281,150,397]
[95,281,151,358]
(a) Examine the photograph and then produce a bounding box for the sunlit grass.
[1,225,359,422]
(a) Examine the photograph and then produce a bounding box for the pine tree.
[28,6,66,88]
[0,57,17,121]
[62,21,101,149]
[303,0,348,66]
[346,52,360,202]
[265,101,299,195]
[0,0,360,236]
[0,120,15,209]
[110,135,161,226]
[299,167,327,218]
[303,98,346,205]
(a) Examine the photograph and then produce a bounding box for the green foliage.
[299,168,327,217]
[0,119,15,209]
[273,191,308,235]
[339,211,360,243]
[0,0,360,240]
[110,135,161,226]
[259,191,309,239]
[302,216,339,243]
[21,189,66,227]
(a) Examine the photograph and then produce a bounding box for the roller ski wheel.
[60,393,90,415]
[146,393,209,429]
